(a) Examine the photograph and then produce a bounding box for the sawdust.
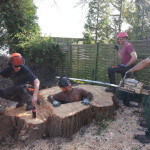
[0,74,150,150]
[1,100,150,150]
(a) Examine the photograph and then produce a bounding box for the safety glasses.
[117,37,125,40]
[13,65,21,68]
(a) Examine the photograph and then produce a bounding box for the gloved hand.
[81,99,90,105]
[119,64,127,67]
[114,45,119,51]
[125,70,131,75]
[52,100,61,107]
[123,70,131,80]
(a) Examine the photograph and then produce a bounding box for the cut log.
[0,85,115,140]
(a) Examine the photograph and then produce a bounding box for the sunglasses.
[13,65,21,68]
[117,37,125,40]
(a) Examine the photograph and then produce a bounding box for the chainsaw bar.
[55,77,150,95]
[56,76,119,87]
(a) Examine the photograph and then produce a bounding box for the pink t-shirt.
[120,42,135,65]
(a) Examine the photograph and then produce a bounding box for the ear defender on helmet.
[58,76,71,88]
[10,53,24,67]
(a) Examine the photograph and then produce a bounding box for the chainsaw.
[56,76,150,95]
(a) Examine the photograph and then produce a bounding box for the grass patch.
[95,119,112,135]
[131,148,141,150]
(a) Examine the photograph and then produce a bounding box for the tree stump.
[0,85,115,140]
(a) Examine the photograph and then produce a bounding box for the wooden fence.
[57,40,150,85]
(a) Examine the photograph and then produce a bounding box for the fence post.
[69,44,72,76]
[94,42,99,81]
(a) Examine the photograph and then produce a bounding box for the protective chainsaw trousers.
[143,95,150,136]
[0,85,32,106]
[108,64,135,84]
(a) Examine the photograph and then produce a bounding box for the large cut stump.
[0,85,115,140]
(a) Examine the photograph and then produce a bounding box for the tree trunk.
[0,85,115,141]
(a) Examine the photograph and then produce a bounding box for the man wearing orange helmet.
[105,32,137,92]
[0,53,40,111]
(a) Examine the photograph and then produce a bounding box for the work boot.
[26,105,34,111]
[123,101,131,107]
[130,101,139,108]
[134,134,150,144]
[20,89,33,111]
[146,129,150,137]
[16,102,25,108]
[139,121,147,128]
[123,101,137,108]
[105,87,116,92]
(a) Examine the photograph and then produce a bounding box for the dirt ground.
[1,50,150,150]
[0,74,150,150]
[0,98,150,150]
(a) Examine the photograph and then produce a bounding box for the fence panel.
[71,44,97,80]
[57,40,150,85]
[55,44,71,76]
[96,44,119,82]
[131,41,150,84]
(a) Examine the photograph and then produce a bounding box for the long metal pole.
[56,76,119,88]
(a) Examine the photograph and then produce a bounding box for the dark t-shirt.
[53,88,89,103]
[0,65,37,85]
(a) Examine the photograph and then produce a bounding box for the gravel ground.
[0,76,149,150]
[1,100,150,150]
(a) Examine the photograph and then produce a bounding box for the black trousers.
[108,64,135,84]
[0,85,32,105]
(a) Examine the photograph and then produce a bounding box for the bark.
[0,85,116,140]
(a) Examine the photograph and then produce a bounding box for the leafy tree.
[84,0,112,43]
[110,0,125,32]
[81,0,150,40]
[125,0,150,40]
[0,0,40,51]
[21,36,63,65]
[83,32,94,44]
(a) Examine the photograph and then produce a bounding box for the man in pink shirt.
[105,32,137,92]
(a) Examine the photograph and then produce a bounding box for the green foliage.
[0,0,64,73]
[131,148,140,150]
[107,0,150,40]
[0,0,40,50]
[126,0,150,40]
[84,0,113,44]
[17,36,63,66]
[82,0,150,41]
[83,32,94,44]
[95,119,112,135]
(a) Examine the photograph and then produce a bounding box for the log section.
[0,85,115,140]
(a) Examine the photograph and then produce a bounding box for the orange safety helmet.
[117,32,128,38]
[10,53,24,66]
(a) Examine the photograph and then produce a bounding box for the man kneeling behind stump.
[48,76,93,107]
